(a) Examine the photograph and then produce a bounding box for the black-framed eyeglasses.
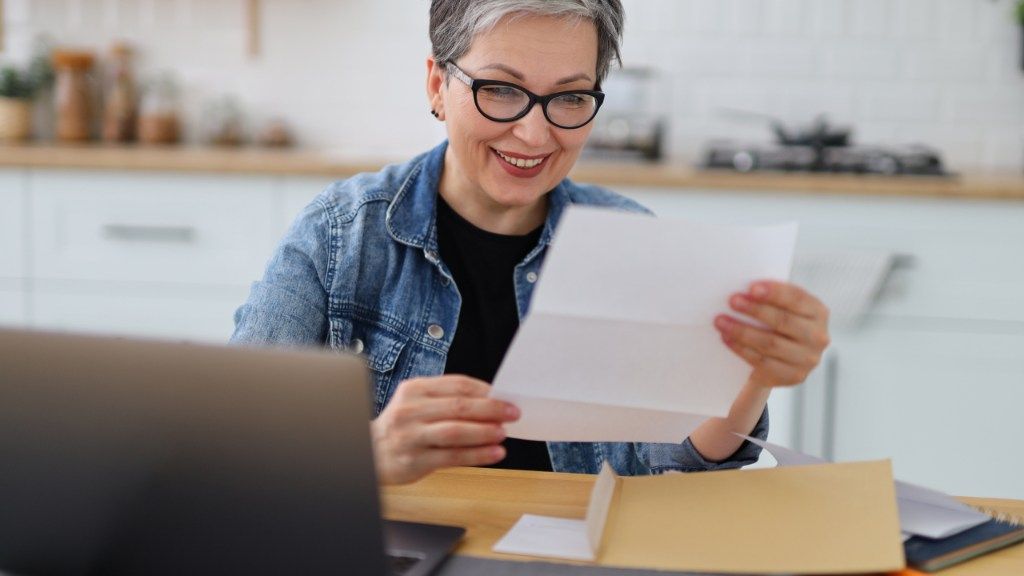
[444,61,605,130]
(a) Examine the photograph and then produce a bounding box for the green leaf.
[0,66,35,99]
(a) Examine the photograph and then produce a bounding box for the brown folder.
[597,459,905,574]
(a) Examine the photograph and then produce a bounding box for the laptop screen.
[0,329,387,576]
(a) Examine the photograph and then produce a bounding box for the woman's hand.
[370,375,520,485]
[714,280,831,388]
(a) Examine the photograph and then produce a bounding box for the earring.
[430,109,439,118]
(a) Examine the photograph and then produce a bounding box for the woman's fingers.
[395,374,492,399]
[418,445,507,470]
[729,281,830,347]
[747,281,828,321]
[392,396,519,425]
[729,295,821,343]
[417,421,507,449]
[373,431,506,485]
[371,374,521,484]
[716,316,820,367]
[389,374,520,424]
[722,281,832,376]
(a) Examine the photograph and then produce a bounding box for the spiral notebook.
[903,508,1024,572]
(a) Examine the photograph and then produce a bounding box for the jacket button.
[427,324,445,339]
[526,271,539,283]
[351,338,364,354]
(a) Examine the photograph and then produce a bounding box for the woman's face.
[428,13,599,219]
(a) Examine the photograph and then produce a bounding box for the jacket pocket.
[353,324,406,374]
[330,315,408,415]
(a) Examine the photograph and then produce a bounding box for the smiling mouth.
[493,149,550,169]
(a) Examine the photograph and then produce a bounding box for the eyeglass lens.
[476,85,598,128]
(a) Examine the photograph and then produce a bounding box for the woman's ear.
[425,56,446,121]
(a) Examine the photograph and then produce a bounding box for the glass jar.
[102,43,137,143]
[137,73,181,145]
[52,50,95,142]
[201,95,245,147]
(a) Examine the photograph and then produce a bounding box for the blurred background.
[1,0,1023,500]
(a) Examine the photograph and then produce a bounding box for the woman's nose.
[510,103,552,148]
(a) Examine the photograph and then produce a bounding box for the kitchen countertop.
[2,143,1023,201]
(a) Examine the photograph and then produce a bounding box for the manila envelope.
[600,459,905,574]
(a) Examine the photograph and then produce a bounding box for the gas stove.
[701,114,951,176]
[703,140,949,176]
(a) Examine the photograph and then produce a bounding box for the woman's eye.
[480,86,520,100]
[557,94,587,107]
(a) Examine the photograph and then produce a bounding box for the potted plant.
[0,65,36,142]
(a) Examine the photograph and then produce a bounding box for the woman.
[232,0,830,485]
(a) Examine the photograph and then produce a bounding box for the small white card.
[493,462,617,561]
[492,515,595,561]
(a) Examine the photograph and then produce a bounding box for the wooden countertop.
[2,143,1023,201]
[382,466,1024,575]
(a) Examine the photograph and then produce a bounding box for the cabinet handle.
[102,224,196,243]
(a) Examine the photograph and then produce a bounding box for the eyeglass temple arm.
[443,62,474,87]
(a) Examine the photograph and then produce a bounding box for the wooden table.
[382,467,1024,575]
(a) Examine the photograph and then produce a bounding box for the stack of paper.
[492,206,798,443]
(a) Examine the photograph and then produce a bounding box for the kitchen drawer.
[31,281,251,343]
[0,170,27,279]
[0,281,28,327]
[30,171,280,287]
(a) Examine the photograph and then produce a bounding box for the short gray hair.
[430,0,625,85]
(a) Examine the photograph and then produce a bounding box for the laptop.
[0,328,464,576]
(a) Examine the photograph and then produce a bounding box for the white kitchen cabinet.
[31,281,250,344]
[833,327,1024,499]
[1,170,29,327]
[0,170,27,280]
[0,283,27,327]
[19,170,292,342]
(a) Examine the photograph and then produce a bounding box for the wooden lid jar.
[52,50,96,142]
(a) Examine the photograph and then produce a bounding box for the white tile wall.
[1,0,1022,170]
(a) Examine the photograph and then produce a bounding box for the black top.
[435,196,552,472]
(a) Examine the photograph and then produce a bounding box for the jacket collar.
[386,140,573,255]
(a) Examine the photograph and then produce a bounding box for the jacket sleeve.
[230,198,333,347]
[636,406,769,474]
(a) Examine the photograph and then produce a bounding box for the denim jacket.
[231,141,767,476]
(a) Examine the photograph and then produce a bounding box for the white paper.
[740,435,989,539]
[496,314,742,416]
[892,481,990,539]
[494,462,618,561]
[492,515,596,561]
[492,206,798,443]
[495,393,707,443]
